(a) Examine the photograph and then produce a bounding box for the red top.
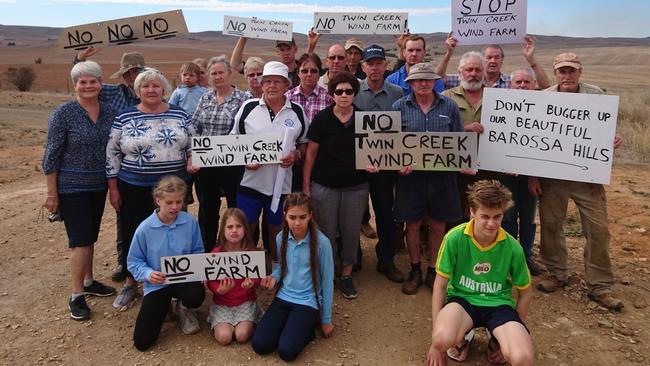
[206,245,261,307]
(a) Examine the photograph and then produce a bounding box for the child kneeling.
[253,193,335,362]
[128,176,205,351]
[427,180,533,366]
[206,208,263,345]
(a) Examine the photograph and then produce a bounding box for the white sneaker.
[175,302,200,334]
[112,285,137,311]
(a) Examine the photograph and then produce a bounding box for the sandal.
[447,329,474,362]
[487,334,506,365]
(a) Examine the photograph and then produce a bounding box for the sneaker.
[424,269,436,290]
[112,285,137,310]
[376,261,404,283]
[339,276,358,299]
[360,223,377,239]
[401,269,422,295]
[111,264,127,282]
[526,257,542,276]
[69,296,90,321]
[588,293,624,312]
[84,280,116,297]
[537,275,568,293]
[175,302,200,334]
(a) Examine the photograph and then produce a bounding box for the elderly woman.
[43,61,116,321]
[191,55,251,252]
[106,68,197,319]
[230,37,265,98]
[302,72,368,300]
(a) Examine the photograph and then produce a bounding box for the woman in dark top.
[42,60,117,321]
[302,72,367,300]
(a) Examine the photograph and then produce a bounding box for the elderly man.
[231,61,308,264]
[528,53,623,311]
[355,44,405,283]
[387,35,445,95]
[318,44,347,87]
[437,34,550,90]
[75,47,145,282]
[391,63,464,295]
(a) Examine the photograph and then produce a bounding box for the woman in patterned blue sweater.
[43,61,117,321]
[106,68,197,310]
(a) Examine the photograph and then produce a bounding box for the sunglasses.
[333,88,354,96]
[246,72,263,78]
[328,55,346,61]
[300,68,319,74]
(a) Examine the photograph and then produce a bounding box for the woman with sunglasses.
[302,72,368,300]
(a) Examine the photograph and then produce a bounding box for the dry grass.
[617,91,650,163]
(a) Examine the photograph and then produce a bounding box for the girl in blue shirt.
[253,193,335,362]
[127,175,205,351]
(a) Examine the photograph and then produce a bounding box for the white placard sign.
[355,111,478,171]
[223,15,293,41]
[451,0,527,45]
[161,251,266,284]
[57,10,188,50]
[314,12,408,35]
[192,133,284,167]
[479,88,619,184]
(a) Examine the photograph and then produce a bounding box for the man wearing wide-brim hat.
[529,52,625,311]
[74,46,147,283]
[391,62,465,296]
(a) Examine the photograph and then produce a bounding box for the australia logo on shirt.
[473,262,491,275]
[284,118,296,128]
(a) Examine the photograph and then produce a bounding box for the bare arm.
[427,275,450,366]
[43,173,58,213]
[307,28,320,55]
[435,32,457,80]
[75,46,101,62]
[230,37,248,74]
[302,141,319,196]
[522,35,550,90]
[515,286,532,321]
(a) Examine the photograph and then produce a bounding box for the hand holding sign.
[148,271,166,285]
[260,275,277,289]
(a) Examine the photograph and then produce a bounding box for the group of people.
[42,28,624,364]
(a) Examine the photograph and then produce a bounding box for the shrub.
[4,67,37,92]
[34,57,42,64]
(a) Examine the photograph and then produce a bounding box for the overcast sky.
[0,0,647,38]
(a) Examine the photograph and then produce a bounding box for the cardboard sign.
[192,133,284,167]
[479,88,619,184]
[355,111,478,171]
[314,12,408,35]
[223,15,292,41]
[161,251,266,284]
[57,10,188,50]
[452,0,527,45]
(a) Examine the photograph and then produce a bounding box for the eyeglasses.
[333,88,354,96]
[300,68,319,74]
[328,55,346,61]
[246,72,263,78]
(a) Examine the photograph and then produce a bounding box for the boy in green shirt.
[427,180,533,366]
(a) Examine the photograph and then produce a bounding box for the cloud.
[48,0,449,16]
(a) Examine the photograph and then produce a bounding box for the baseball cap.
[362,44,386,62]
[344,38,364,52]
[262,61,290,83]
[553,52,582,70]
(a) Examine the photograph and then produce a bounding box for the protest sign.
[223,15,292,41]
[355,111,477,171]
[161,251,266,284]
[57,10,188,50]
[451,0,527,45]
[192,133,284,167]
[479,88,619,184]
[314,12,408,35]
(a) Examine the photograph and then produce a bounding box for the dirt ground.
[0,90,648,366]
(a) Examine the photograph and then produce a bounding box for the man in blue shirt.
[386,35,445,95]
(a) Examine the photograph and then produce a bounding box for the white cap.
[262,61,290,83]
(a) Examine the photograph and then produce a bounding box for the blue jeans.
[252,297,318,362]
[502,175,537,258]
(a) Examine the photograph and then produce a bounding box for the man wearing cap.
[355,44,405,283]
[231,61,308,264]
[75,46,145,282]
[344,38,366,79]
[318,44,347,87]
[391,63,464,295]
[275,38,301,87]
[386,35,445,95]
[436,34,550,90]
[528,52,624,311]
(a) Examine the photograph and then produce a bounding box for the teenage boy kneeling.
[427,180,533,366]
